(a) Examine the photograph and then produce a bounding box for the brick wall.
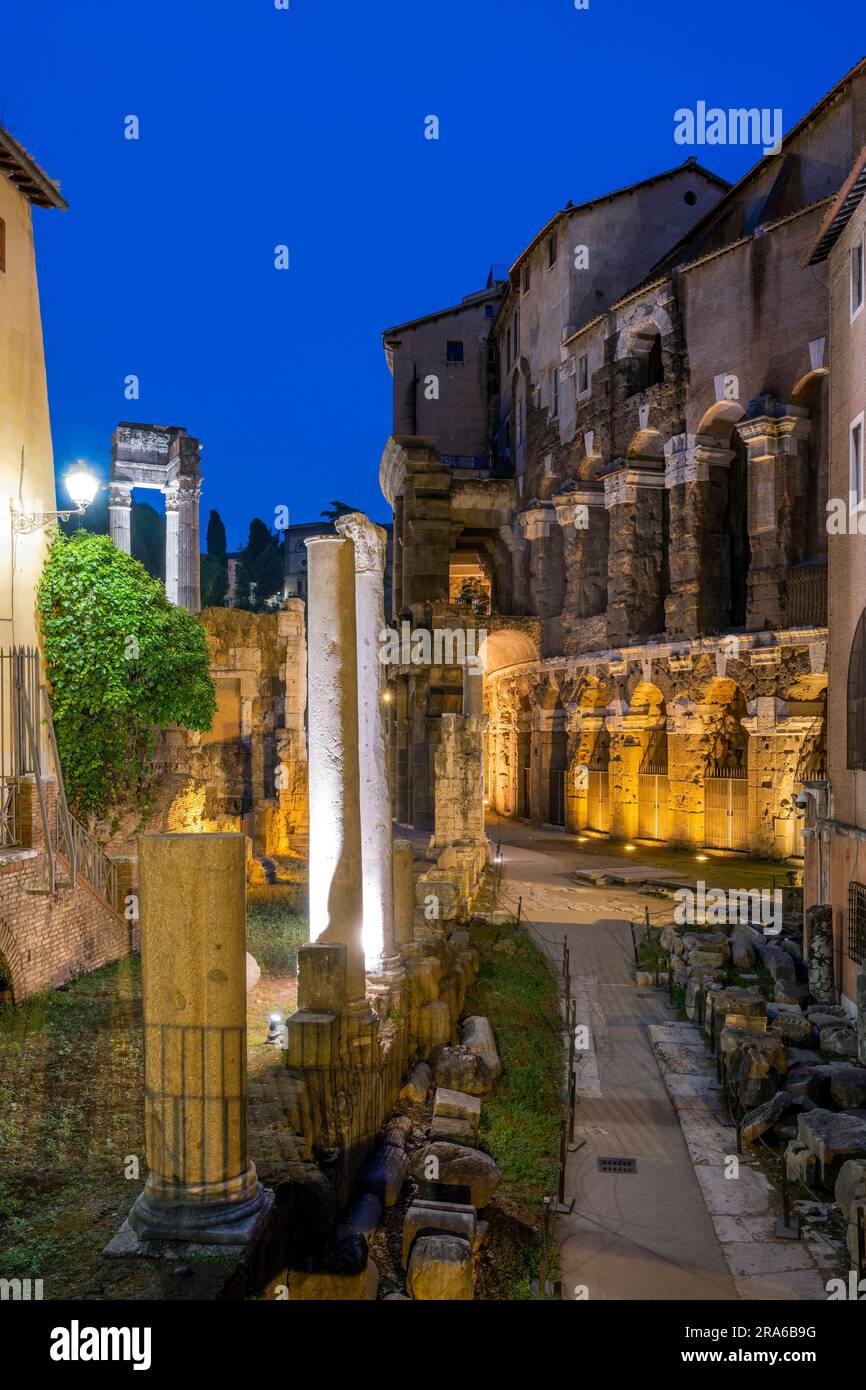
[0,777,135,1003]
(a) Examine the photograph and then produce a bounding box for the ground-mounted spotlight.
[266,1011,286,1047]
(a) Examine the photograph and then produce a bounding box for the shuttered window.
[848,607,866,769]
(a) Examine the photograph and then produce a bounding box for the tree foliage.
[234,517,284,610]
[206,508,227,559]
[37,531,216,817]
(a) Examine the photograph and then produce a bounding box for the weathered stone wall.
[100,602,308,860]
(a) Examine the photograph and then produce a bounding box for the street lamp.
[10,460,100,533]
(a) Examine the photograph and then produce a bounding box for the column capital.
[108,482,133,507]
[335,511,388,574]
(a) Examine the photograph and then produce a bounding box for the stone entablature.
[110,422,202,613]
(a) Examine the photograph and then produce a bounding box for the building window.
[852,237,864,320]
[547,232,558,268]
[516,396,525,447]
[851,414,865,503]
[0,217,5,273]
[506,324,512,370]
[551,366,560,418]
[514,307,520,357]
[578,353,589,394]
[447,340,464,363]
[485,304,494,318]
[849,606,866,769]
[522,263,531,296]
[849,881,866,964]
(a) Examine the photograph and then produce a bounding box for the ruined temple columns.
[304,534,367,1009]
[108,482,133,555]
[335,512,402,982]
[392,840,416,949]
[127,833,270,1246]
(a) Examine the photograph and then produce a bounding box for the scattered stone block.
[829,1067,866,1110]
[434,1088,482,1126]
[797,1109,866,1190]
[400,1062,433,1106]
[361,1143,410,1207]
[835,1159,866,1221]
[785,1139,819,1188]
[401,1199,479,1266]
[289,1258,379,1301]
[730,933,757,969]
[435,1047,493,1096]
[416,1000,453,1057]
[430,1115,478,1145]
[774,980,811,1007]
[768,1008,815,1046]
[763,946,796,984]
[493,936,518,955]
[740,1090,795,1144]
[636,970,655,989]
[246,952,261,993]
[820,1025,858,1060]
[407,1234,474,1300]
[410,1142,501,1208]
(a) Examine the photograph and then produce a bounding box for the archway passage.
[548,720,568,827]
[704,687,750,850]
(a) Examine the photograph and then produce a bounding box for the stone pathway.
[649,1021,841,1299]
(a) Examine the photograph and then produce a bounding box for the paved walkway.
[496,819,737,1300]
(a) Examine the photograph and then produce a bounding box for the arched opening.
[848,607,866,770]
[547,703,568,827]
[0,949,14,1005]
[704,686,750,850]
[696,403,750,630]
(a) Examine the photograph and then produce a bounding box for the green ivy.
[37,530,216,817]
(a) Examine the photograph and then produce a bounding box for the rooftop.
[0,125,67,210]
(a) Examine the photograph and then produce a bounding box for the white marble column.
[109,483,133,555]
[305,534,367,1008]
[335,512,402,981]
[164,486,180,606]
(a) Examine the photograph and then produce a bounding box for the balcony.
[787,558,828,628]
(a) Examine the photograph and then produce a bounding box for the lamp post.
[10,460,99,533]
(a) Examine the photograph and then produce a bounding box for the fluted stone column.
[109,483,133,555]
[127,833,270,1246]
[305,534,367,1009]
[177,477,202,613]
[335,512,402,981]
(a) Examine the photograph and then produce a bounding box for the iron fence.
[0,647,40,848]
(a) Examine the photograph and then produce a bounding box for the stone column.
[335,512,402,981]
[806,903,835,1005]
[164,486,180,606]
[127,833,270,1246]
[176,478,202,613]
[108,483,133,555]
[736,406,812,631]
[603,463,666,644]
[664,434,734,638]
[305,534,367,1009]
[392,839,415,948]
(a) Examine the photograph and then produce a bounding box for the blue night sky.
[1,0,859,547]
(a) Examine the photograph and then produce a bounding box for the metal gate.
[637,737,668,841]
[585,771,609,832]
[548,769,566,827]
[704,772,749,850]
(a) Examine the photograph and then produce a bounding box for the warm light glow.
[696,854,708,862]
[381,690,393,703]
[577,836,588,843]
[624,844,636,852]
[64,461,99,510]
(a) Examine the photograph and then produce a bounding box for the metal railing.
[55,800,117,908]
[787,557,828,627]
[1,645,117,909]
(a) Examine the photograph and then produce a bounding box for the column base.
[124,1164,272,1248]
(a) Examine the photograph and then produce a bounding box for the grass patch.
[246,885,308,973]
[464,932,563,1298]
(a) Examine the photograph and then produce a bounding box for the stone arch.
[0,921,21,1005]
[626,674,673,712]
[480,626,539,675]
[626,428,666,462]
[694,403,750,629]
[617,305,674,359]
[702,682,751,851]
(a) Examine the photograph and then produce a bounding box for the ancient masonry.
[109,423,203,613]
[110,512,501,1299]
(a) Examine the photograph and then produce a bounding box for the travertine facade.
[804,142,866,1016]
[378,64,866,861]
